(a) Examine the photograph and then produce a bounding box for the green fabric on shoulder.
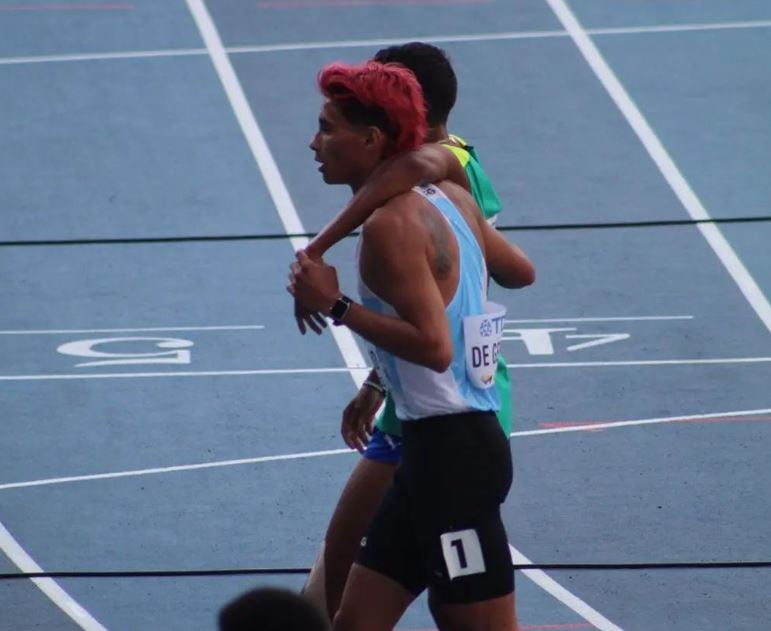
[442,135,502,223]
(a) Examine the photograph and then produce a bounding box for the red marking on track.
[0,3,133,11]
[257,0,491,8]
[537,414,771,432]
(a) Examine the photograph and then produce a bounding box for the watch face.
[331,295,351,323]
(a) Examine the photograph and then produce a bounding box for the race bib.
[463,301,506,389]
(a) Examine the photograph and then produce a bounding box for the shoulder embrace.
[361,194,427,250]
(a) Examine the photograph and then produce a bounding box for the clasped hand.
[288,249,342,335]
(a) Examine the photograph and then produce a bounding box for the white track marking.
[0,325,264,335]
[2,408,768,492]
[0,48,206,65]
[544,0,771,335]
[0,316,690,333]
[0,448,354,491]
[185,0,369,385]
[0,522,107,630]
[1,356,768,382]
[226,29,567,54]
[505,315,693,323]
[511,407,771,438]
[506,357,771,368]
[2,20,771,66]
[510,545,623,631]
[590,19,771,37]
[0,367,368,381]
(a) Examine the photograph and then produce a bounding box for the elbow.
[518,264,536,288]
[429,351,452,373]
[421,337,453,373]
[508,259,537,288]
[494,264,536,289]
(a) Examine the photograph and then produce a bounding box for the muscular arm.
[479,218,536,288]
[341,205,453,372]
[307,144,469,258]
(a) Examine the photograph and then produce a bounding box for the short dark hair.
[373,42,457,126]
[219,587,330,631]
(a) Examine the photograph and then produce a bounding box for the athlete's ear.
[363,126,387,151]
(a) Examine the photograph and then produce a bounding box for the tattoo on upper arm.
[420,207,453,278]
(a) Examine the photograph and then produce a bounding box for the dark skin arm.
[478,219,536,288]
[289,199,453,372]
[307,144,469,258]
[435,179,536,289]
[294,144,468,335]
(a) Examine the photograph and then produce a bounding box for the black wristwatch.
[329,294,353,326]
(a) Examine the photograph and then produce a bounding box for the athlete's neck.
[425,123,450,144]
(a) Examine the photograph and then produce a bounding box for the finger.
[344,429,358,452]
[295,316,307,335]
[350,431,365,454]
[306,316,322,335]
[312,312,328,329]
[356,425,369,449]
[286,284,295,297]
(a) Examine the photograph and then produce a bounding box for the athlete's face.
[309,100,379,188]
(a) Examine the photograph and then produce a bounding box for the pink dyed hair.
[318,60,427,155]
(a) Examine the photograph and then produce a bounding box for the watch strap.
[329,294,353,325]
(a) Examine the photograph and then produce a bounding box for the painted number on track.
[57,337,194,367]
[503,327,630,355]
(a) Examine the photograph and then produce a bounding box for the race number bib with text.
[463,301,506,388]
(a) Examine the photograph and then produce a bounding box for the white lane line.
[511,407,771,438]
[3,408,767,492]
[510,545,622,631]
[0,367,364,381]
[506,357,771,368]
[0,47,206,65]
[505,315,693,324]
[0,325,265,335]
[0,356,768,382]
[544,0,771,336]
[590,19,771,37]
[3,19,771,66]
[184,0,369,385]
[225,19,771,54]
[0,448,355,491]
[226,29,567,54]
[0,317,690,334]
[0,521,107,630]
[5,406,767,490]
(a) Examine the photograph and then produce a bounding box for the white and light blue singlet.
[357,185,500,421]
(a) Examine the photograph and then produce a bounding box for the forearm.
[307,146,465,258]
[490,244,535,288]
[339,301,450,373]
[484,224,536,288]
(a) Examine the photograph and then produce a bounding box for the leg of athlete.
[304,457,397,619]
[430,590,518,631]
[333,563,416,631]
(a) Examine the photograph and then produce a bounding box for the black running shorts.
[357,410,514,604]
